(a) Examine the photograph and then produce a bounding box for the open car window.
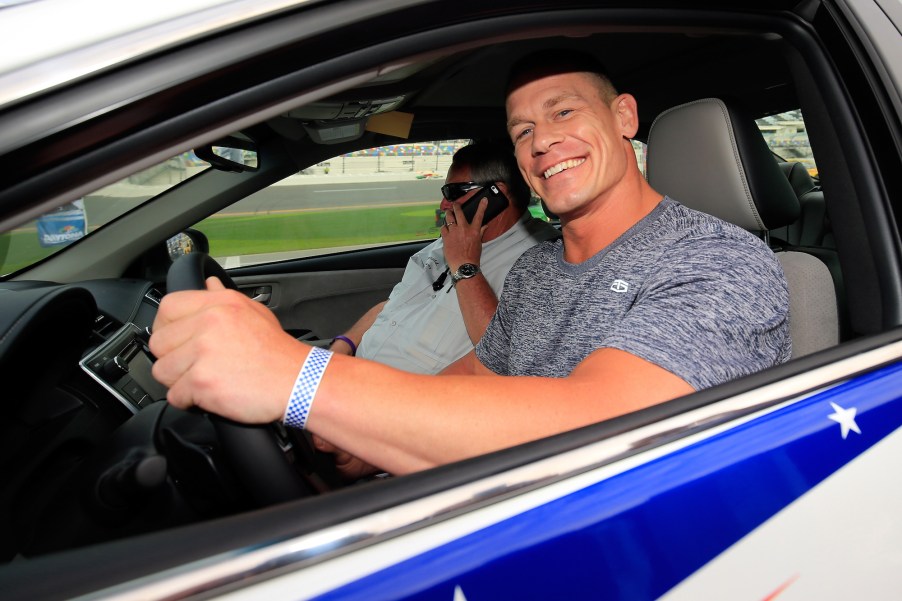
[193,141,472,267]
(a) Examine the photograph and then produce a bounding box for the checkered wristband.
[283,346,333,430]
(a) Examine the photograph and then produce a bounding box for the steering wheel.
[166,252,238,292]
[164,253,331,505]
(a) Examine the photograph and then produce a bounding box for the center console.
[80,323,169,412]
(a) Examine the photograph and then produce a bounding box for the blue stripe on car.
[317,361,902,600]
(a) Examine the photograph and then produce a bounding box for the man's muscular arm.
[150,278,693,476]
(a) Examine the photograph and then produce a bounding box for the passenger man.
[330,141,559,374]
[150,51,790,477]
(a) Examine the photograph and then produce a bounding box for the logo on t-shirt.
[610,279,629,293]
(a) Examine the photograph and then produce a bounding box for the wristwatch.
[450,263,480,284]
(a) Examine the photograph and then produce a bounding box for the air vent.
[93,312,122,340]
[145,288,162,306]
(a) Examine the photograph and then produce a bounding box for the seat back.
[772,161,833,248]
[646,97,839,357]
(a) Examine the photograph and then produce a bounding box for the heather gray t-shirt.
[475,197,791,390]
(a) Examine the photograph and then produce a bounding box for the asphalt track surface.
[225,178,440,214]
[85,179,442,226]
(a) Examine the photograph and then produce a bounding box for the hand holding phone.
[460,184,509,225]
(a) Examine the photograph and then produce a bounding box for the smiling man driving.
[150,50,791,476]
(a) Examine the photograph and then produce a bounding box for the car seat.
[646,97,839,357]
[772,161,833,249]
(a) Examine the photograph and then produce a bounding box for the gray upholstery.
[776,252,839,356]
[647,97,838,357]
[646,98,799,231]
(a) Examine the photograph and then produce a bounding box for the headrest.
[777,161,817,198]
[647,98,800,231]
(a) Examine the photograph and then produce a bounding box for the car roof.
[0,0,310,110]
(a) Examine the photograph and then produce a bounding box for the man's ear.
[614,94,639,139]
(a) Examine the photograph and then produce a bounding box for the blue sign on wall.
[36,199,87,247]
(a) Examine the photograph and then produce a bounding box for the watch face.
[458,264,478,277]
[452,263,480,282]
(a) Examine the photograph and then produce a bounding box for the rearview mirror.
[195,136,259,172]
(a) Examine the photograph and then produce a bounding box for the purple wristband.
[332,335,357,356]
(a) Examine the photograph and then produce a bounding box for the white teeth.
[543,158,585,179]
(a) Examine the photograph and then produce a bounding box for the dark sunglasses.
[441,181,485,201]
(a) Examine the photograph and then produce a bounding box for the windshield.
[0,153,210,276]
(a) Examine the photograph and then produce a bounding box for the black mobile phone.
[460,184,509,225]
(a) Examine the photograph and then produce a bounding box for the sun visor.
[364,111,413,138]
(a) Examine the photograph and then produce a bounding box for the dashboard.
[0,278,172,557]
[1,278,164,407]
[0,277,323,560]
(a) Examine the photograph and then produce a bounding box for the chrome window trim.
[87,339,902,600]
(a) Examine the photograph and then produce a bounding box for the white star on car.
[827,402,861,439]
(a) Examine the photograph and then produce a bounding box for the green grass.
[0,230,60,274]
[1,201,553,274]
[195,203,442,256]
[0,203,446,274]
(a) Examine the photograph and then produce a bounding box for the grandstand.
[756,110,816,172]
[312,140,471,176]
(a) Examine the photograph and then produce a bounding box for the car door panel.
[229,240,428,340]
[234,267,405,340]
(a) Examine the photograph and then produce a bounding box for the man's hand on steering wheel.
[150,253,336,504]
